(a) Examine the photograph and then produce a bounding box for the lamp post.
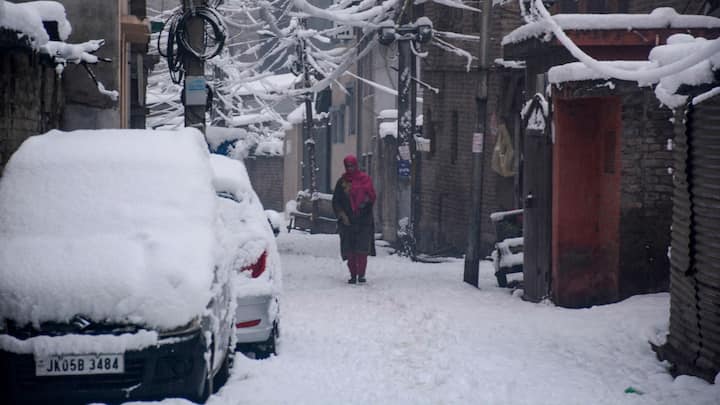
[377,19,432,258]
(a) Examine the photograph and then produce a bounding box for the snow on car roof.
[0,128,218,330]
[209,153,254,199]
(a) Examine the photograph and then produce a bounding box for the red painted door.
[552,96,622,307]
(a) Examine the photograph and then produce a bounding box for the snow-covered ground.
[132,231,719,405]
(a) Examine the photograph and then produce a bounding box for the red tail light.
[236,319,261,328]
[241,251,267,278]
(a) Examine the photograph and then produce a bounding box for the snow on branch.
[432,36,476,71]
[429,0,482,13]
[292,0,398,29]
[531,2,720,86]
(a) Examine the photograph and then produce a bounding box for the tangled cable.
[158,4,227,84]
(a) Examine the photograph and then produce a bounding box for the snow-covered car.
[210,154,282,359]
[0,129,235,403]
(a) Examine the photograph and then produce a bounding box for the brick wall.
[416,1,523,255]
[0,48,63,176]
[244,155,285,212]
[618,86,674,297]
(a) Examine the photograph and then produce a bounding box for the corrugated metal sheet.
[659,93,720,382]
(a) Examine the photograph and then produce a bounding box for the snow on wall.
[0,129,218,330]
[502,8,720,46]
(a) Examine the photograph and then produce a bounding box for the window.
[451,111,459,164]
[330,106,346,144]
[346,85,356,135]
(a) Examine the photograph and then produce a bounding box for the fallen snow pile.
[0,129,217,330]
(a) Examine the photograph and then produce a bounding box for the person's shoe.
[348,277,357,284]
[358,276,366,283]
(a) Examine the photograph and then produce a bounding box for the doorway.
[552,96,622,307]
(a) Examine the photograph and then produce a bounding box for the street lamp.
[376,17,433,258]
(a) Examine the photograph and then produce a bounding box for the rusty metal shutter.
[660,93,720,382]
[688,95,720,373]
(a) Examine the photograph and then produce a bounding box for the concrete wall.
[0,48,63,175]
[60,0,121,129]
[283,125,303,207]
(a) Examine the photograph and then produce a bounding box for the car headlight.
[159,317,201,338]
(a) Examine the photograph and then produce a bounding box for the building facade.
[416,1,523,256]
[60,0,150,130]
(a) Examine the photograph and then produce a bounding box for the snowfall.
[125,231,719,405]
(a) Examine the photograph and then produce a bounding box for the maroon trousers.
[346,252,368,278]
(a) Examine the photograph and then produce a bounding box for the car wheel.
[194,370,213,403]
[213,339,234,389]
[254,322,279,360]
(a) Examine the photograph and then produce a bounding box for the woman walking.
[332,155,376,284]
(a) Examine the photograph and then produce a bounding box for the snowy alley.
[153,231,720,405]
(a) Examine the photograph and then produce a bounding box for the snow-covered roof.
[549,61,653,84]
[233,73,300,96]
[548,33,720,109]
[0,1,71,47]
[230,111,277,126]
[502,8,720,46]
[378,109,397,119]
[0,128,218,330]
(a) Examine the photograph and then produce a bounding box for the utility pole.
[296,22,320,233]
[463,0,493,287]
[183,0,206,133]
[377,4,432,258]
[396,31,414,257]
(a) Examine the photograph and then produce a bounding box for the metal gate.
[657,92,720,382]
[521,94,552,302]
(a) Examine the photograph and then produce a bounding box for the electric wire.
[158,5,227,84]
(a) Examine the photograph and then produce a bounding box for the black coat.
[332,177,376,260]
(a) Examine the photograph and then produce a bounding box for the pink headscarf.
[342,155,376,214]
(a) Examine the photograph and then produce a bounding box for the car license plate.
[35,353,124,376]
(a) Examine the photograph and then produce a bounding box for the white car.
[0,129,235,403]
[210,154,282,359]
